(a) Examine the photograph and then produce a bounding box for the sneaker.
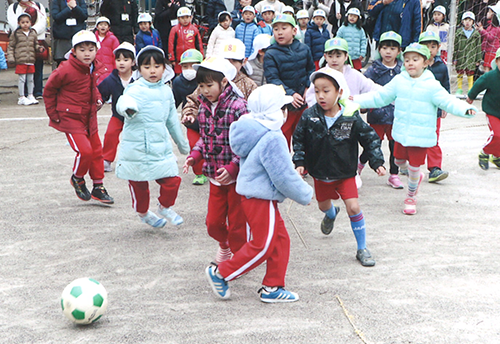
[479,152,489,170]
[91,185,114,204]
[18,96,28,105]
[320,206,340,235]
[403,197,417,215]
[259,286,299,303]
[158,206,183,225]
[387,174,404,189]
[356,248,376,267]
[205,265,230,299]
[70,175,91,201]
[35,95,43,100]
[414,172,424,196]
[490,155,500,168]
[26,95,39,105]
[103,160,113,172]
[455,89,463,97]
[215,246,232,264]
[355,175,362,189]
[140,211,167,228]
[192,174,207,185]
[428,167,449,183]
[399,168,409,176]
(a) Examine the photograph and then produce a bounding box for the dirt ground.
[1,65,499,344]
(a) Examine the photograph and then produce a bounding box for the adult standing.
[155,0,184,56]
[7,0,47,98]
[100,0,139,44]
[368,0,422,48]
[51,0,87,65]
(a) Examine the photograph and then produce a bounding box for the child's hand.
[215,167,233,185]
[466,96,473,104]
[441,111,447,119]
[467,109,476,116]
[376,166,386,176]
[96,100,103,111]
[296,166,305,176]
[348,95,354,101]
[125,108,136,116]
[292,93,304,109]
[182,157,195,174]
[181,115,195,124]
[38,46,46,53]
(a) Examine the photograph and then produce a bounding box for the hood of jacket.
[371,58,403,75]
[229,116,269,158]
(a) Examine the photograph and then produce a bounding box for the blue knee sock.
[350,212,366,250]
[322,203,338,219]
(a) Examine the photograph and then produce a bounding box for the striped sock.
[407,165,421,198]
[350,212,366,250]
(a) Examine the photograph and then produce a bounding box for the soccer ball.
[60,278,108,325]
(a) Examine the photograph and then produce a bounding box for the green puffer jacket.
[454,27,482,71]
[7,28,39,65]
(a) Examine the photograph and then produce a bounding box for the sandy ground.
[1,65,500,344]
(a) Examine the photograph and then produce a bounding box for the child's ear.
[339,89,344,98]
[221,77,229,87]
[71,48,76,55]
[292,26,297,36]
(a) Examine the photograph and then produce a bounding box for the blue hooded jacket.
[304,21,330,61]
[135,28,163,53]
[235,21,260,58]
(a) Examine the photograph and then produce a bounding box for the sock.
[322,203,338,219]
[350,212,366,250]
[457,74,463,91]
[357,161,365,174]
[407,165,421,198]
[467,75,474,90]
[395,159,408,172]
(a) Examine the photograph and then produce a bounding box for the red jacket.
[168,23,203,74]
[43,54,106,135]
[95,30,119,82]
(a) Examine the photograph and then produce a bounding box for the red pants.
[66,132,105,181]
[102,116,124,162]
[440,50,447,65]
[218,198,290,287]
[314,60,320,70]
[282,108,305,149]
[352,57,362,71]
[206,182,247,253]
[187,128,204,175]
[427,117,443,170]
[483,114,500,156]
[128,176,181,213]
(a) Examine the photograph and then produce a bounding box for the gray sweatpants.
[18,73,34,97]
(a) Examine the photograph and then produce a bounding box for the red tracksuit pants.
[128,176,181,214]
[218,198,290,288]
[187,128,204,175]
[102,116,124,163]
[282,108,305,149]
[483,115,500,156]
[66,132,104,181]
[427,117,443,170]
[206,182,247,253]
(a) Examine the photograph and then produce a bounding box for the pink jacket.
[480,22,500,54]
[95,31,119,82]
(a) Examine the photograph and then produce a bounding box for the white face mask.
[182,69,197,81]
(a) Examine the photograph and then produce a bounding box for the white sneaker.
[355,175,362,189]
[18,96,28,105]
[103,160,113,172]
[26,95,39,105]
[158,205,183,225]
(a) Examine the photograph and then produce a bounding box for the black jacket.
[100,0,138,43]
[154,0,184,49]
[97,69,134,121]
[293,101,384,180]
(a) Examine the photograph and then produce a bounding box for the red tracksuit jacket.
[168,23,203,73]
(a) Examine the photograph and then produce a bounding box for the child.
[336,7,366,71]
[222,38,258,93]
[94,17,119,82]
[296,9,309,44]
[419,31,451,183]
[116,46,190,228]
[264,14,315,148]
[172,49,206,185]
[43,30,113,204]
[477,5,500,73]
[248,34,272,86]
[293,68,385,267]
[353,43,477,215]
[7,13,44,106]
[169,7,204,74]
[426,5,449,64]
[231,0,252,29]
[135,13,163,53]
[182,57,249,264]
[359,31,403,189]
[206,84,313,302]
[257,5,274,35]
[98,42,137,173]
[304,9,330,70]
[453,11,482,97]
[467,47,500,171]
[282,6,295,17]
[235,6,260,58]
[206,11,235,58]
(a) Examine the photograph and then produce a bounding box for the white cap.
[462,11,475,21]
[113,41,136,57]
[261,5,275,13]
[222,39,246,60]
[313,9,326,18]
[136,45,165,65]
[193,56,237,82]
[296,10,309,20]
[242,5,256,14]
[218,10,231,19]
[95,16,110,25]
[137,13,153,23]
[249,34,272,60]
[310,67,350,99]
[282,6,294,14]
[17,12,31,21]
[246,84,294,131]
[72,30,97,47]
[433,5,446,15]
[346,7,361,17]
[177,7,192,17]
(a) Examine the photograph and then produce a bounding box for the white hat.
[95,16,110,25]
[17,12,31,21]
[462,11,475,21]
[261,5,275,13]
[72,30,97,47]
[313,9,326,18]
[136,45,165,64]
[246,84,294,131]
[113,41,136,57]
[177,7,192,17]
[222,39,246,60]
[218,10,231,19]
[193,56,237,82]
[137,13,153,23]
[282,6,294,14]
[433,5,446,16]
[242,5,256,14]
[310,67,350,100]
[296,10,309,20]
[249,34,272,60]
[346,7,361,17]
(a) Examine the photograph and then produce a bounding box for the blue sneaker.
[140,211,167,228]
[258,287,299,303]
[205,265,230,299]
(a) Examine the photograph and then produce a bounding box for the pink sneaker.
[215,247,232,264]
[387,174,404,189]
[415,172,424,196]
[403,198,417,215]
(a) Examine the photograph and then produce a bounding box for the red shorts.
[484,52,496,69]
[313,177,358,202]
[394,142,428,166]
[371,124,393,141]
[15,64,35,74]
